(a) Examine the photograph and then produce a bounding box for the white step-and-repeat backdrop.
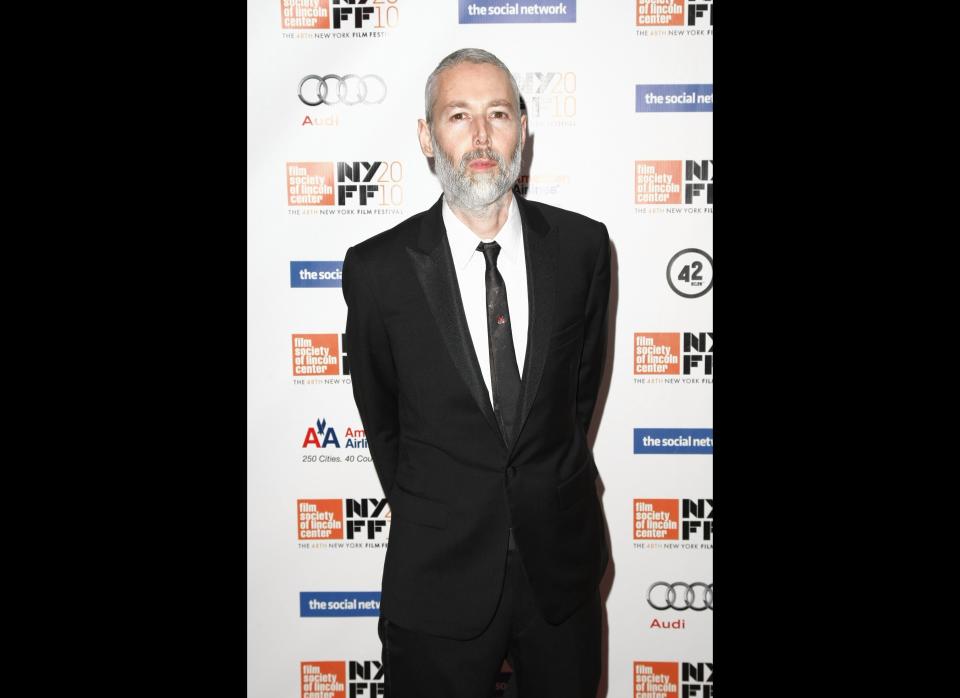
[249,2,712,696]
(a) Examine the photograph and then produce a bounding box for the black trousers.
[378,547,601,698]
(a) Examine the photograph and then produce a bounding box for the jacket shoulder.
[348,208,428,264]
[524,199,609,251]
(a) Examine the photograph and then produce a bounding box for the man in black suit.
[342,48,610,698]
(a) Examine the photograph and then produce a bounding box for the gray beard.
[431,131,522,212]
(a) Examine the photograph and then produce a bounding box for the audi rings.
[298,74,387,106]
[647,582,713,611]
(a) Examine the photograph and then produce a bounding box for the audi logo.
[298,74,387,106]
[647,582,713,611]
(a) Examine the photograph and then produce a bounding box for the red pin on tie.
[497,315,506,325]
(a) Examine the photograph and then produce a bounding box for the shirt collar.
[443,195,523,272]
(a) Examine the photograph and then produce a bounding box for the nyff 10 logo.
[634,661,713,698]
[301,660,384,698]
[635,1,713,27]
[633,332,713,377]
[287,162,403,209]
[281,0,401,31]
[633,498,713,542]
[514,72,577,123]
[635,160,712,206]
[298,498,390,542]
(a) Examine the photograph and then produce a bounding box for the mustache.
[458,149,505,169]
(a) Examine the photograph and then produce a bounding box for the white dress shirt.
[442,195,529,401]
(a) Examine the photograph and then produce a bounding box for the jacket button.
[506,465,517,478]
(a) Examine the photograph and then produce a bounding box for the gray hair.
[424,48,521,126]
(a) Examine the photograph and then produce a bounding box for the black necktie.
[477,241,522,447]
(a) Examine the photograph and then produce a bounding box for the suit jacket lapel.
[405,194,557,456]
[406,196,505,448]
[511,195,557,455]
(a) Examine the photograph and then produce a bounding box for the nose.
[473,120,490,147]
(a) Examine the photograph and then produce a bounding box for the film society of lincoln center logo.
[301,660,383,698]
[287,161,403,214]
[302,657,509,698]
[633,332,713,381]
[298,498,390,544]
[634,662,713,698]
[635,1,713,29]
[281,0,401,32]
[633,498,712,545]
[292,333,349,383]
[635,160,712,208]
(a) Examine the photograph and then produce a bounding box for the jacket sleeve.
[576,225,611,449]
[342,246,399,498]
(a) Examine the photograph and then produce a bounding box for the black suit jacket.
[342,194,610,639]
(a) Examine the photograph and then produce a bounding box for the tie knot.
[477,240,501,268]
